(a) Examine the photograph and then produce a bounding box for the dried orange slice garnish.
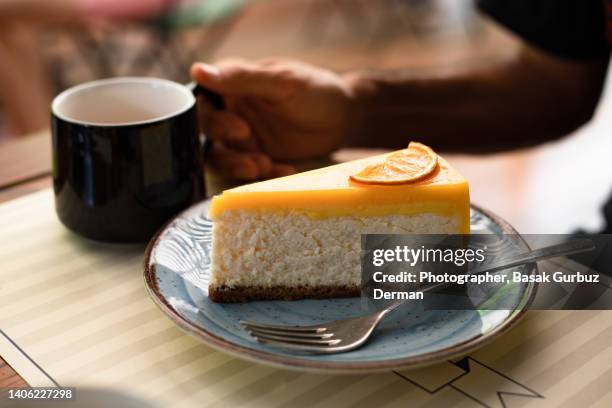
[350,142,438,185]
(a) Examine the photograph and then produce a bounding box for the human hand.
[190,58,355,180]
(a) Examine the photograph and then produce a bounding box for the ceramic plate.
[144,200,537,373]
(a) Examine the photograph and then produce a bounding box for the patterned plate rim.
[143,202,538,373]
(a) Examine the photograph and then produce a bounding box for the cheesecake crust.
[208,284,361,303]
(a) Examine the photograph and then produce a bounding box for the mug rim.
[51,76,196,127]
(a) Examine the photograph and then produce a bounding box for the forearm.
[343,49,608,153]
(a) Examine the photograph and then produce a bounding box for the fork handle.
[381,239,595,316]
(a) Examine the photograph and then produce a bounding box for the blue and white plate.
[144,200,537,373]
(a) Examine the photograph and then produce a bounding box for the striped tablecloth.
[0,190,611,408]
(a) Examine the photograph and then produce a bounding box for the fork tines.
[240,320,341,349]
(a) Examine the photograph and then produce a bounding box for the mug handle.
[186,81,226,156]
[187,81,225,110]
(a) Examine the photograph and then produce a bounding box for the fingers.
[208,142,256,180]
[208,142,295,181]
[203,111,251,142]
[270,163,296,178]
[250,151,273,176]
[190,60,296,100]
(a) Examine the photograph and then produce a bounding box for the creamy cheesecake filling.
[209,210,462,292]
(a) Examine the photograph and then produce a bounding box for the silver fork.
[241,239,594,354]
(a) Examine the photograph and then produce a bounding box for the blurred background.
[0,0,494,137]
[1,0,611,233]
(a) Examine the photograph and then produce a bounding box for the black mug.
[51,77,221,243]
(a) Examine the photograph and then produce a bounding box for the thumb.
[190,61,293,100]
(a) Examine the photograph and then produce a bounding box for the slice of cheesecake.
[207,144,469,302]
